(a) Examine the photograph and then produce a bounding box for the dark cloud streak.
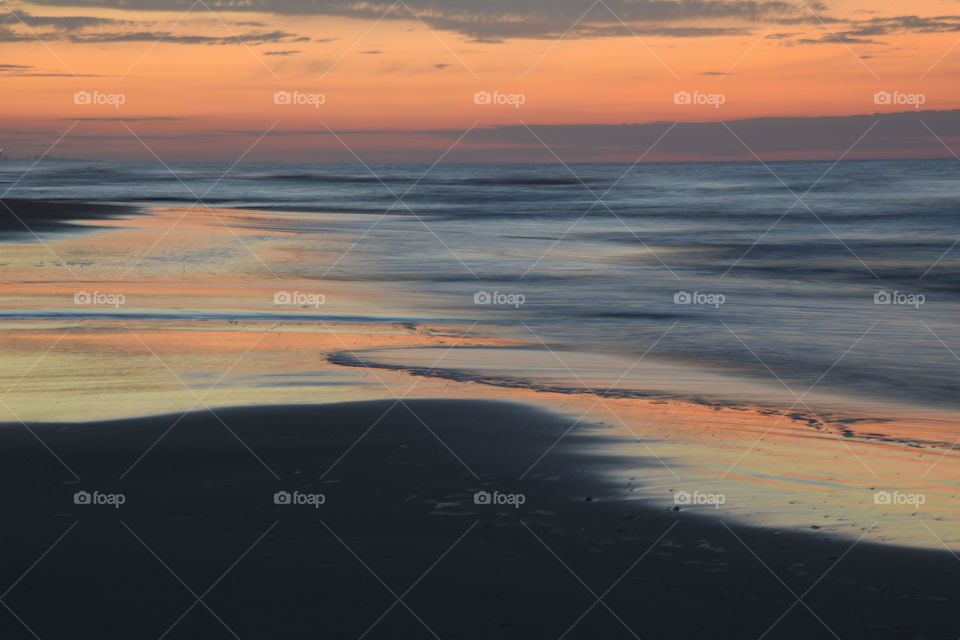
[0,10,311,44]
[0,11,116,30]
[10,0,960,45]
[63,29,307,44]
[25,0,815,40]
[136,109,960,161]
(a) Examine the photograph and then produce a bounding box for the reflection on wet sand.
[1,204,958,551]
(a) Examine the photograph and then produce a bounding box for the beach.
[3,400,960,639]
[2,162,960,638]
[4,0,960,632]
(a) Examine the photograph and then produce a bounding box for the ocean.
[2,158,958,411]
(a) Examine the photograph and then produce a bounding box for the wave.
[255,172,604,187]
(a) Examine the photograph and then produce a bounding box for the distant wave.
[261,173,396,184]
[257,172,603,187]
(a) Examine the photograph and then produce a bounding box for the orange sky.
[1,0,959,160]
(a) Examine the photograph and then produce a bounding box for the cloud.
[776,14,960,46]
[14,0,960,44]
[0,63,107,76]
[24,0,816,40]
[554,24,749,37]
[0,30,33,42]
[62,29,308,44]
[796,34,879,44]
[0,10,312,45]
[0,11,116,30]
[456,110,960,160]
[6,109,957,161]
[851,15,960,35]
[264,49,301,55]
[160,109,960,161]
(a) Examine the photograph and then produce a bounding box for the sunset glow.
[3,0,959,160]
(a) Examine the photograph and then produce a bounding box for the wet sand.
[2,399,958,639]
[0,201,959,638]
[0,199,138,234]
[1,201,959,555]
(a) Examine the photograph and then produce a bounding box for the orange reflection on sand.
[2,203,959,551]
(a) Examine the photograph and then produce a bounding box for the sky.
[1,0,959,161]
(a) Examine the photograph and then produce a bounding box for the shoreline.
[4,311,956,551]
[0,200,958,552]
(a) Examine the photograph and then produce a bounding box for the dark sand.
[1,399,957,639]
[0,199,138,235]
